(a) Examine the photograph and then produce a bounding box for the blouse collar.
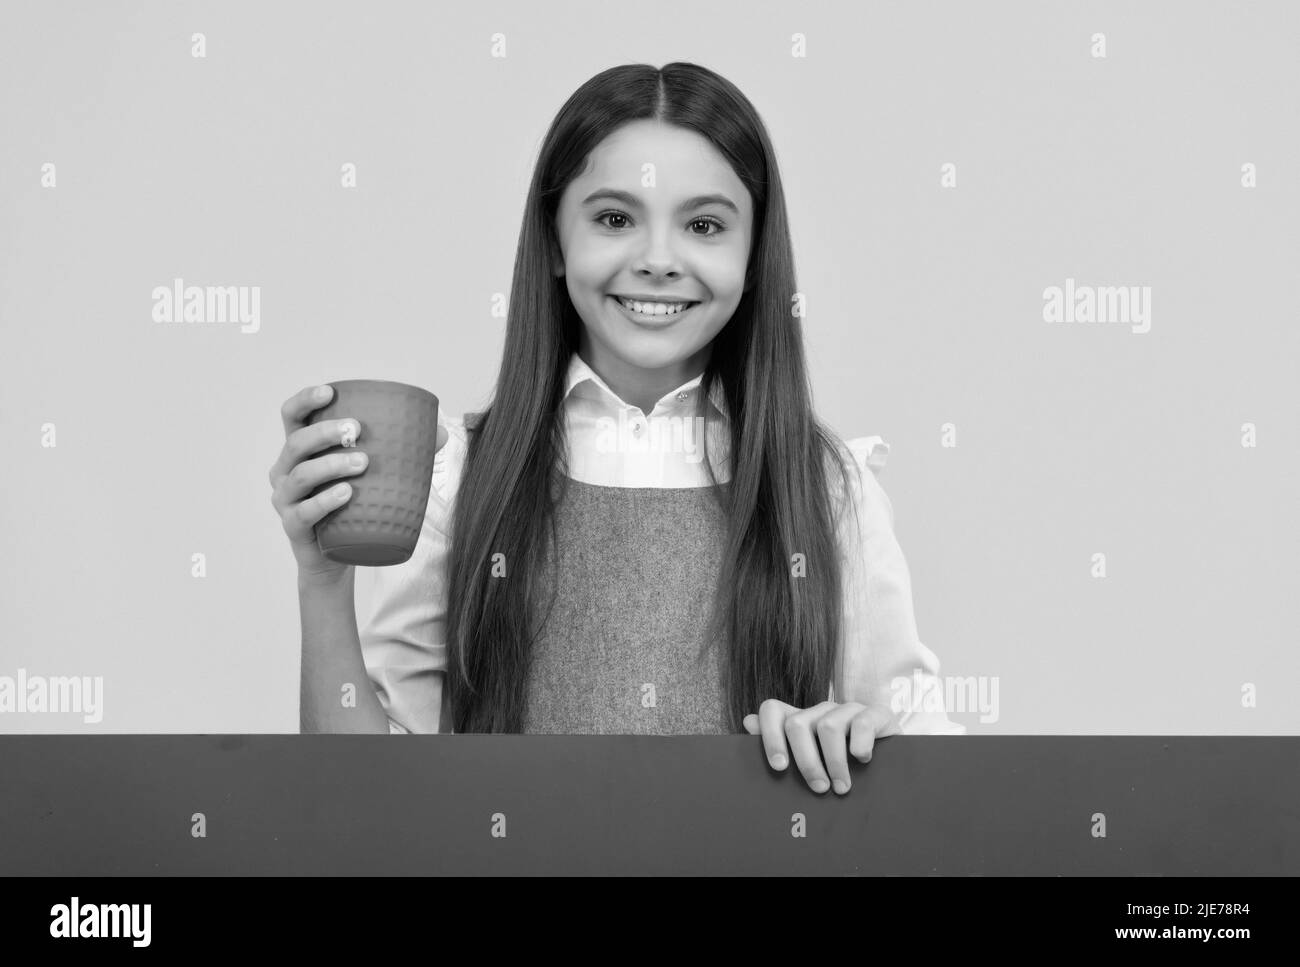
[561,352,730,420]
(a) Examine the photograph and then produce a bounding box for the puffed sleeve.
[831,435,966,735]
[356,413,468,734]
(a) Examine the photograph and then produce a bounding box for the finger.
[276,447,370,509]
[270,417,362,490]
[743,713,759,735]
[817,703,867,794]
[758,699,797,769]
[284,479,354,542]
[849,705,894,762]
[784,701,839,793]
[280,384,333,437]
[435,423,449,454]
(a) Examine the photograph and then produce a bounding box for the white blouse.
[358,352,965,736]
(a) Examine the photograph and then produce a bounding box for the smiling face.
[552,119,754,403]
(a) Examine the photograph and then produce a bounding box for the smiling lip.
[609,295,699,326]
[614,294,700,304]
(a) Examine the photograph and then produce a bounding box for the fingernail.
[316,386,331,400]
[833,780,849,794]
[811,779,830,794]
[771,754,787,770]
[349,452,367,469]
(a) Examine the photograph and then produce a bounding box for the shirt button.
[677,392,689,402]
[632,422,641,434]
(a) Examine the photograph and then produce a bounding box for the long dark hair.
[444,62,861,733]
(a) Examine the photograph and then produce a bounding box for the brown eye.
[689,217,724,237]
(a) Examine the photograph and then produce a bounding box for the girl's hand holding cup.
[269,382,447,585]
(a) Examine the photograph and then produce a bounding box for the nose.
[634,264,682,283]
[631,227,685,280]
[632,249,683,281]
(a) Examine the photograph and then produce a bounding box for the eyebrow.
[580,188,740,216]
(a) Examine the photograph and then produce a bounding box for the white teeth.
[616,297,694,315]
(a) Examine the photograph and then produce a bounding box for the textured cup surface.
[305,379,439,566]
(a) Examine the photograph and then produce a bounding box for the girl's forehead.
[569,130,748,209]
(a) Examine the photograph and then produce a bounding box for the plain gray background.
[1,0,1295,733]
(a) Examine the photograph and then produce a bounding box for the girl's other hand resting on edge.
[743,699,893,796]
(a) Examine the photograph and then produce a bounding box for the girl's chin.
[596,339,698,372]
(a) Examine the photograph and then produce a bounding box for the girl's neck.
[577,341,711,417]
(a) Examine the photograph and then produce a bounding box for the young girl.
[274,62,963,797]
